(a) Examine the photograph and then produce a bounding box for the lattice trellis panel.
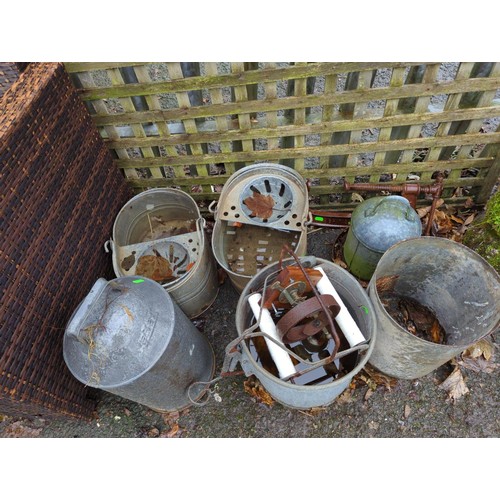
[65,62,500,210]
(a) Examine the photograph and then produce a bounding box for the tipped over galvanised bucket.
[63,276,215,412]
[367,237,500,379]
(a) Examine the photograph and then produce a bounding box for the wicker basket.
[0,63,133,419]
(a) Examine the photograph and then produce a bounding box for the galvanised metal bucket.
[343,195,422,281]
[107,188,219,318]
[367,237,500,379]
[235,257,376,410]
[211,163,309,293]
[63,276,216,412]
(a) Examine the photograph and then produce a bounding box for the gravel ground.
[1,228,498,439]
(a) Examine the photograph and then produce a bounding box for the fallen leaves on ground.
[243,192,275,219]
[336,388,354,404]
[458,356,499,374]
[298,407,328,417]
[458,337,498,374]
[159,409,188,438]
[417,198,477,242]
[352,365,398,391]
[243,375,274,406]
[160,424,181,438]
[438,365,469,402]
[462,338,495,360]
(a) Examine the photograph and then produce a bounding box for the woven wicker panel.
[0,63,133,419]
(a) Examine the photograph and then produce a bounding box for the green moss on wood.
[484,190,500,236]
[463,212,500,272]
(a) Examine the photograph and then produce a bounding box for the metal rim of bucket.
[212,162,309,229]
[236,257,377,391]
[112,187,202,245]
[63,276,176,390]
[369,236,500,348]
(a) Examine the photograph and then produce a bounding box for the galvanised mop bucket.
[367,237,500,379]
[63,276,215,412]
[234,257,376,410]
[106,188,218,318]
[211,163,309,293]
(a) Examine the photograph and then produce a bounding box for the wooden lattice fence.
[64,62,500,210]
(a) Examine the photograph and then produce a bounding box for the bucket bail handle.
[186,339,246,407]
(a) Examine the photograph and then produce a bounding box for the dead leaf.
[359,374,377,391]
[375,275,399,294]
[336,389,354,404]
[417,199,445,218]
[364,388,374,401]
[430,319,444,344]
[463,213,476,226]
[334,257,348,270]
[136,254,173,282]
[463,338,495,360]
[450,214,465,224]
[438,366,469,402]
[161,423,181,438]
[464,197,474,208]
[243,376,274,406]
[433,209,454,234]
[121,251,136,271]
[404,404,411,419]
[361,365,398,390]
[458,356,498,374]
[161,410,180,426]
[299,407,328,416]
[351,192,365,203]
[243,191,275,219]
[146,427,160,437]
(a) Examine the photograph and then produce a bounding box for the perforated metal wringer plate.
[107,188,219,318]
[211,163,309,292]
